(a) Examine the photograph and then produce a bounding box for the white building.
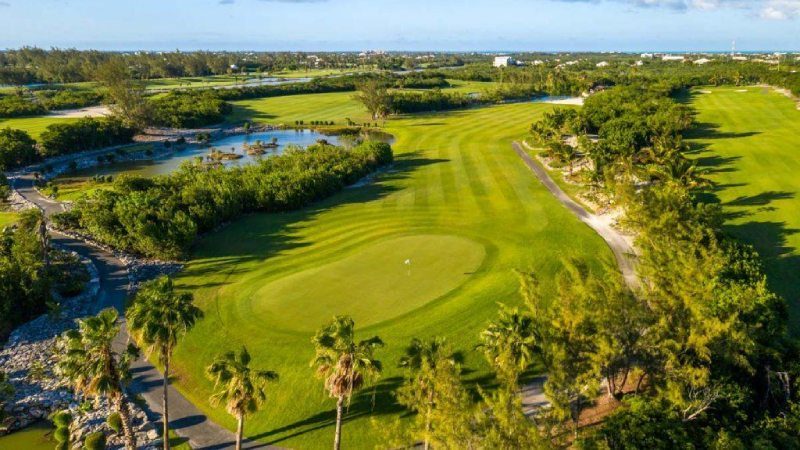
[662,55,685,62]
[596,61,609,67]
[493,56,514,67]
[533,60,545,65]
[640,53,654,59]
[694,58,712,65]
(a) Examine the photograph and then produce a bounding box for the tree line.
[527,81,800,447]
[0,88,103,118]
[54,141,393,259]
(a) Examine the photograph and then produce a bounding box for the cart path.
[13,175,272,450]
[512,142,639,291]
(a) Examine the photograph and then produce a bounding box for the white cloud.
[557,0,800,19]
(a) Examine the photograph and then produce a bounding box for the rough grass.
[685,86,800,330]
[170,91,616,449]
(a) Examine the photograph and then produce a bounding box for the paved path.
[13,176,266,449]
[512,142,639,291]
[513,142,640,415]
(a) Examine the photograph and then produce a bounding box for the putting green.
[249,234,486,331]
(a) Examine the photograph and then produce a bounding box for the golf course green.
[687,86,800,329]
[168,91,617,449]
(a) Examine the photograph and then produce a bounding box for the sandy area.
[48,105,110,118]
[542,96,585,105]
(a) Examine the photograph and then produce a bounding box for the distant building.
[640,53,654,59]
[694,58,712,65]
[732,56,748,61]
[493,56,514,67]
[634,60,644,66]
[662,55,685,62]
[596,61,609,67]
[533,60,545,65]
[229,64,239,70]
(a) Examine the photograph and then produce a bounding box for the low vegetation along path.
[511,142,639,290]
[13,174,269,450]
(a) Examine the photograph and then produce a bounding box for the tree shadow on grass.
[684,121,761,141]
[684,106,800,333]
[176,152,448,292]
[248,376,406,445]
[724,220,800,331]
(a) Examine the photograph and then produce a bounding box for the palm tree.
[56,308,139,450]
[206,347,278,450]
[127,276,203,450]
[478,305,538,389]
[311,316,383,450]
[398,338,460,450]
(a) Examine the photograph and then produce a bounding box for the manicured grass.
[170,93,616,449]
[252,234,486,331]
[226,91,373,126]
[0,210,19,228]
[685,86,800,330]
[0,116,76,139]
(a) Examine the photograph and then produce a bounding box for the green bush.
[0,93,46,118]
[83,431,106,450]
[51,410,73,428]
[107,412,122,433]
[53,426,70,443]
[39,117,135,158]
[150,91,232,128]
[0,127,38,170]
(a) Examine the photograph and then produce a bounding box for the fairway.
[0,116,77,139]
[686,86,800,329]
[170,91,616,449]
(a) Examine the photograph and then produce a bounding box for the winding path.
[513,141,640,414]
[512,142,639,291]
[13,175,267,449]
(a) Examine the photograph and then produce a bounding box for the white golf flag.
[404,259,412,265]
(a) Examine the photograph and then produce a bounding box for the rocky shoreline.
[0,249,160,449]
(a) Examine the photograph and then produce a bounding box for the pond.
[61,129,341,180]
[0,421,55,450]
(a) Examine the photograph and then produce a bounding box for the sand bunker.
[48,105,110,118]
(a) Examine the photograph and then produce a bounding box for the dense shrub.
[0,128,38,170]
[215,74,370,101]
[39,117,135,158]
[150,90,232,128]
[83,432,106,450]
[35,89,104,110]
[0,174,10,202]
[0,93,46,117]
[61,141,393,259]
[0,212,49,341]
[388,90,475,114]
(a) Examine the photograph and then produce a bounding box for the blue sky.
[0,0,798,51]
